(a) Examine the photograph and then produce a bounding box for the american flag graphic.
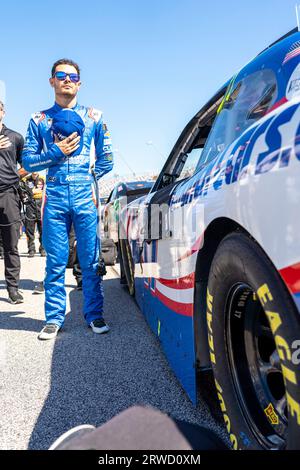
[283,40,300,65]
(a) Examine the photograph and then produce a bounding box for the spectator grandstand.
[99,172,157,197]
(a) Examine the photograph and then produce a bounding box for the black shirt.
[0,124,24,192]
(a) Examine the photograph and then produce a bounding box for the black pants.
[0,188,21,289]
[0,230,3,255]
[25,199,43,253]
[67,224,82,283]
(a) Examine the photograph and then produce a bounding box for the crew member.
[23,172,45,257]
[0,100,24,303]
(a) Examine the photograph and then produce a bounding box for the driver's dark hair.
[51,59,80,78]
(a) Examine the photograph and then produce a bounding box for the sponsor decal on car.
[283,40,300,65]
[286,63,300,100]
[264,403,279,425]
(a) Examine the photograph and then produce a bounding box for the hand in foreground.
[0,135,12,149]
[18,168,29,178]
[54,132,81,156]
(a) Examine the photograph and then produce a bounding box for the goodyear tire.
[207,232,300,450]
[119,238,135,296]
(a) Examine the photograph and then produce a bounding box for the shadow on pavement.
[28,278,212,449]
[0,310,44,332]
[0,279,41,292]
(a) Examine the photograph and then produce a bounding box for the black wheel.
[207,232,300,450]
[119,238,135,296]
[101,239,117,266]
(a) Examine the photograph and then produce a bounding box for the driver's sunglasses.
[53,71,80,83]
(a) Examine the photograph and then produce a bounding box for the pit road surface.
[0,237,227,449]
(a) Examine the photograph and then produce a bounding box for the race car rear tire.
[119,238,135,296]
[207,232,300,450]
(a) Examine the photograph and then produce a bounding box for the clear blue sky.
[0,0,298,178]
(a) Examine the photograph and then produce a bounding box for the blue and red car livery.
[120,29,300,450]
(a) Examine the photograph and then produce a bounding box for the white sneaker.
[49,424,96,450]
[38,324,60,340]
[90,319,110,334]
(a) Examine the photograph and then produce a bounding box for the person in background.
[23,172,46,257]
[0,100,24,303]
[0,231,3,259]
[22,58,114,339]
[67,224,82,290]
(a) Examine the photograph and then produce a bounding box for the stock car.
[119,29,300,450]
[103,180,153,264]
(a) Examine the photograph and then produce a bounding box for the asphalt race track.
[0,237,228,450]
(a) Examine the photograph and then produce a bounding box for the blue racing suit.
[22,102,114,327]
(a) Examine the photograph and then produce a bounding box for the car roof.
[257,27,298,56]
[185,28,300,138]
[182,29,300,145]
[236,28,300,80]
[152,29,300,192]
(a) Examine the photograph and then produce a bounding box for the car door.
[133,90,227,402]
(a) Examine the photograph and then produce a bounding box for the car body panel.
[120,31,300,403]
[104,181,153,243]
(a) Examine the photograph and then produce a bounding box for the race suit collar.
[53,102,80,112]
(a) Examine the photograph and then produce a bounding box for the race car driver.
[22,58,114,340]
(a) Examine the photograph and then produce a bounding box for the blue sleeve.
[22,117,66,172]
[94,117,114,180]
